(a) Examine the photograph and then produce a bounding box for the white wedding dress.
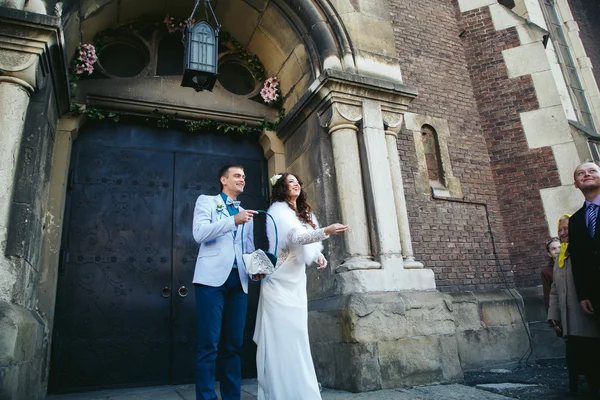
[253,201,328,400]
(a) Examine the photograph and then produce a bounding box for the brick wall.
[389,0,513,291]
[568,0,600,85]
[389,0,562,290]
[456,6,562,288]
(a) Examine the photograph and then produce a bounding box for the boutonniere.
[216,203,225,219]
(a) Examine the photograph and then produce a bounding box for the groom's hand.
[235,210,258,225]
[251,274,266,281]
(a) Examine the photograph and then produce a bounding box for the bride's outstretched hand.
[324,223,348,235]
[317,253,327,269]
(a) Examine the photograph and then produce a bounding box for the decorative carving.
[382,110,404,136]
[319,102,362,132]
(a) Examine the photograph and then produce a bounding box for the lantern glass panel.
[189,21,216,74]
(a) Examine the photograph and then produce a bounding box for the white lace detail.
[275,249,290,269]
[287,227,327,245]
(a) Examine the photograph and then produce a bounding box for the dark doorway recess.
[49,122,268,393]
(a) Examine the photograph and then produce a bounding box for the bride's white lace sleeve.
[287,227,328,245]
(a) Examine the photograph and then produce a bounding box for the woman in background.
[542,237,560,312]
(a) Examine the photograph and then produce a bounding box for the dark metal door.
[50,122,267,393]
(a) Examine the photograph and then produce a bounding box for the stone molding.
[279,68,417,141]
[86,94,274,126]
[0,7,69,112]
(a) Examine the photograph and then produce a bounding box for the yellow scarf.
[558,213,571,268]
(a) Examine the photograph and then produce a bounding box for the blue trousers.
[195,269,247,400]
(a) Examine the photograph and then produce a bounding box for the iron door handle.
[161,286,171,298]
[178,286,189,297]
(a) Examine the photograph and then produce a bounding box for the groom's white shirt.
[192,194,254,293]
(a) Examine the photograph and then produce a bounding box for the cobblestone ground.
[464,359,599,399]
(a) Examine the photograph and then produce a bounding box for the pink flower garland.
[260,77,280,104]
[74,43,97,75]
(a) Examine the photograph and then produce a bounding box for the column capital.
[0,7,69,111]
[382,109,404,137]
[319,102,362,133]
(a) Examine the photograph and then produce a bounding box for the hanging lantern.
[181,0,220,92]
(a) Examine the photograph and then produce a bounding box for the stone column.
[323,102,380,271]
[383,111,423,269]
[0,82,30,301]
[360,100,403,268]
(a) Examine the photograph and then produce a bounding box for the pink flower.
[260,77,280,105]
[74,43,97,75]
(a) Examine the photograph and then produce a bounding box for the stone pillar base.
[402,258,424,269]
[335,256,381,272]
[0,301,46,400]
[334,266,436,294]
[308,288,564,392]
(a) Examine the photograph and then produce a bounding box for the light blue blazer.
[192,194,254,293]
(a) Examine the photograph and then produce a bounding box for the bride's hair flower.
[270,174,282,187]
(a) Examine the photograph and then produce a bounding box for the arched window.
[405,114,463,198]
[421,124,445,187]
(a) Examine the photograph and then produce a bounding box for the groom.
[192,164,258,400]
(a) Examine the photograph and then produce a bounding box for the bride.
[253,172,348,399]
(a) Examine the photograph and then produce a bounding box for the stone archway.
[40,0,355,393]
[0,0,431,397]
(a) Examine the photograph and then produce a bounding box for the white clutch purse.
[241,211,279,275]
[243,249,277,275]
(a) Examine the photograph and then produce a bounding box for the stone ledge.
[0,7,60,27]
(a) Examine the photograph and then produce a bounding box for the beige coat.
[548,257,599,337]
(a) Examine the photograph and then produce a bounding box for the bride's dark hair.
[271,172,316,229]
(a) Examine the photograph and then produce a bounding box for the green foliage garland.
[219,31,266,82]
[70,103,121,122]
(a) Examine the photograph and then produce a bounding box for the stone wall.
[0,82,61,400]
[0,8,68,399]
[308,288,563,392]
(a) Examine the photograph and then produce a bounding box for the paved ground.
[48,359,598,400]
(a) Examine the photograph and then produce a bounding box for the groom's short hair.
[218,164,244,189]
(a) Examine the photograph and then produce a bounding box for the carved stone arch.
[271,0,356,75]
